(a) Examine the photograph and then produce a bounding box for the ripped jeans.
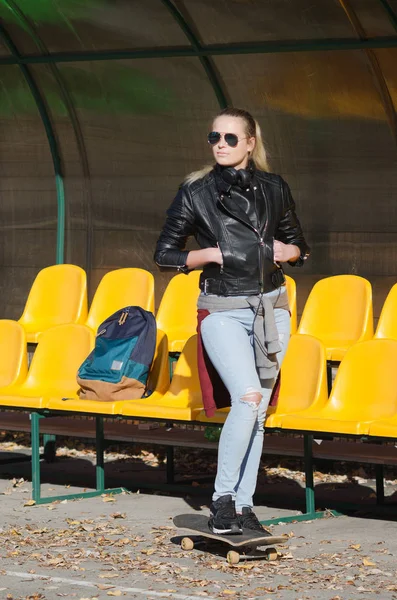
[200,296,291,511]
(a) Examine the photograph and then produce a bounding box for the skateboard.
[173,513,288,564]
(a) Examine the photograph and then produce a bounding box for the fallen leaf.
[12,477,25,487]
[102,496,116,503]
[350,544,361,551]
[107,592,122,597]
[99,574,119,579]
[96,584,114,591]
[24,500,36,507]
[110,513,126,519]
[362,558,376,567]
[140,548,155,555]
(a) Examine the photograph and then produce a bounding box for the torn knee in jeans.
[241,387,262,408]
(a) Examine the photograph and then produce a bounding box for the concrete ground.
[0,444,397,600]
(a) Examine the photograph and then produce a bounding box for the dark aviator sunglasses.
[207,131,248,148]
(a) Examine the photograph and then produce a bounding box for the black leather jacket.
[154,167,310,296]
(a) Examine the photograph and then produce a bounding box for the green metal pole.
[304,434,316,516]
[2,37,397,67]
[378,0,397,31]
[96,416,105,493]
[30,412,42,504]
[0,22,65,264]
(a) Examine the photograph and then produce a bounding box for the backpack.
[77,306,156,402]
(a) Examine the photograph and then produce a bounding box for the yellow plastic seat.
[297,275,373,360]
[86,268,154,332]
[285,275,297,334]
[47,329,170,416]
[18,264,88,343]
[367,414,397,438]
[121,335,203,420]
[280,339,397,436]
[0,320,28,393]
[0,324,95,410]
[266,334,328,428]
[156,271,201,353]
[374,283,397,340]
[197,334,328,426]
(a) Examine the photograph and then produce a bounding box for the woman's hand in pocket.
[273,240,300,263]
[186,246,223,268]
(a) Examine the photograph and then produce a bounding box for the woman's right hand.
[186,246,223,269]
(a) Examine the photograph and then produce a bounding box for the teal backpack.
[77,306,156,401]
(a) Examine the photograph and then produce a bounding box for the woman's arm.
[154,187,222,272]
[274,178,310,266]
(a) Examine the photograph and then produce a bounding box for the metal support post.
[30,412,43,504]
[96,416,105,493]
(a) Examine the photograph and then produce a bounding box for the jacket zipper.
[155,260,187,269]
[219,193,266,293]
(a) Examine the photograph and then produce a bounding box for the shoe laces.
[241,509,267,532]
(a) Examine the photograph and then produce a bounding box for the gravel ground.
[0,438,397,600]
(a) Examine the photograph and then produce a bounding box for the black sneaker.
[238,507,272,534]
[209,495,243,535]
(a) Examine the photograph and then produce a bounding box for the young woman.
[155,108,310,534]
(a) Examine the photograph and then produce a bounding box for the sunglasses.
[207,131,247,148]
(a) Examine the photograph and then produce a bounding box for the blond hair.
[184,107,270,184]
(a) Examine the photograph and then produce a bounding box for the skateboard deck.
[173,513,288,564]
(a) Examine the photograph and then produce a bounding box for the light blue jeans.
[200,291,291,512]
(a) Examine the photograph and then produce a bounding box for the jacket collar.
[214,166,260,232]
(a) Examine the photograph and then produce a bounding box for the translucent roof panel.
[346,0,397,36]
[178,0,356,44]
[48,56,219,295]
[29,62,91,270]
[0,0,189,55]
[0,39,10,56]
[213,50,397,236]
[0,64,57,318]
[374,48,397,108]
[30,57,219,280]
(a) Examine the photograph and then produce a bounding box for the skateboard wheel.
[181,537,194,551]
[227,551,240,565]
[265,547,278,561]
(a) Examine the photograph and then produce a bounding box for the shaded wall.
[0,0,397,318]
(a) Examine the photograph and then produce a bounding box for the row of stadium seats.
[10,263,397,364]
[1,318,397,439]
[17,265,154,342]
[1,268,397,509]
[14,265,291,349]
